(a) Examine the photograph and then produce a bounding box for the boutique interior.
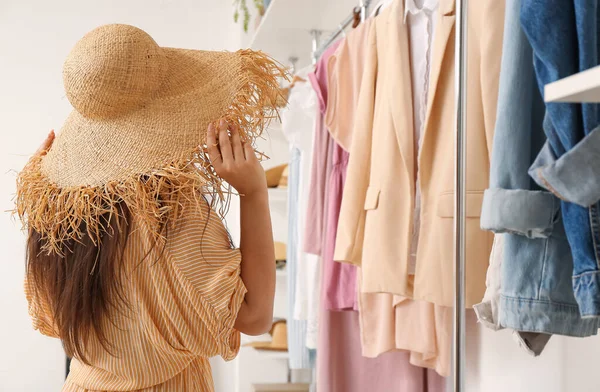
[3,1,600,392]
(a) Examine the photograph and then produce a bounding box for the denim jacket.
[480,0,599,340]
[521,0,600,317]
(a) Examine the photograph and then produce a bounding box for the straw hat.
[274,241,286,261]
[15,24,287,254]
[265,164,287,188]
[245,320,288,351]
[265,164,288,188]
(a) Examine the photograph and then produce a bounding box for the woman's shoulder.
[127,192,232,251]
[166,195,233,248]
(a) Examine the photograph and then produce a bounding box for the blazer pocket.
[437,191,484,218]
[364,187,381,210]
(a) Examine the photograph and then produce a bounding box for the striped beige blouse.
[25,197,247,391]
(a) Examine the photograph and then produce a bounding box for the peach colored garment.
[329,3,455,377]
[318,303,447,392]
[334,0,505,308]
[325,18,450,377]
[26,197,246,392]
[312,37,445,392]
[325,19,373,152]
[358,288,452,376]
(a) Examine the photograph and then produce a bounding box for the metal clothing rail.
[312,0,371,62]
[454,0,468,391]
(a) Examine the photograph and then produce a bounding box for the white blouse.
[280,66,321,349]
[405,0,439,274]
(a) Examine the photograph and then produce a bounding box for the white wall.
[467,313,600,392]
[0,1,241,391]
[564,332,600,390]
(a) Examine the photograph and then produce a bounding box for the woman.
[16,24,284,391]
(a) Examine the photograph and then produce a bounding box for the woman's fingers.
[206,124,222,169]
[244,142,257,163]
[218,119,234,164]
[230,123,245,161]
[207,120,256,179]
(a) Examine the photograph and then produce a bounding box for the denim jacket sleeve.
[480,0,560,238]
[522,0,600,208]
[529,125,600,208]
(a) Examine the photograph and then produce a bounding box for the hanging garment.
[280,66,321,350]
[370,0,395,17]
[322,143,354,311]
[321,19,375,311]
[405,0,439,274]
[284,147,314,369]
[303,41,342,348]
[521,0,600,318]
[311,34,445,392]
[282,67,316,365]
[335,0,505,308]
[318,143,438,390]
[474,234,504,331]
[478,0,599,355]
[326,19,373,152]
[317,308,442,392]
[303,42,341,258]
[358,289,452,377]
[341,6,450,377]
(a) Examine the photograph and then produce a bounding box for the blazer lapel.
[387,0,415,182]
[422,0,456,139]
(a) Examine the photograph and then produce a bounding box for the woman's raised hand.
[206,120,267,196]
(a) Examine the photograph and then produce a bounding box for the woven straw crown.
[16,24,287,254]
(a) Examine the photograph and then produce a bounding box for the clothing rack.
[454,0,468,391]
[310,1,469,390]
[312,0,372,61]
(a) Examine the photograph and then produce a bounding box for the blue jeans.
[522,0,600,317]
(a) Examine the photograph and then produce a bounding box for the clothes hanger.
[352,7,362,28]
[370,0,393,17]
[291,75,307,85]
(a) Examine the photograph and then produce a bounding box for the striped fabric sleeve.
[166,198,247,361]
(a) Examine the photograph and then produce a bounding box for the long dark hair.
[26,202,132,364]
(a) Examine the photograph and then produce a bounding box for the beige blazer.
[335,0,505,307]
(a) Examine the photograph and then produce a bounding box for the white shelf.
[545,65,600,103]
[241,334,269,345]
[251,0,361,69]
[256,350,289,360]
[241,336,289,360]
[243,347,289,360]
